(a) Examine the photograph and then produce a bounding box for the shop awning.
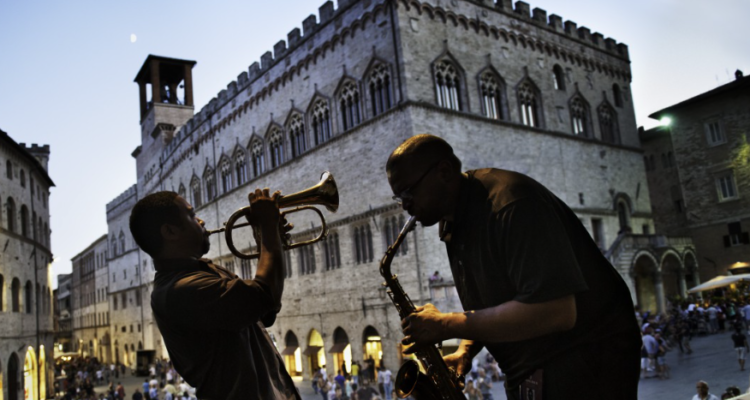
[281,346,298,356]
[687,274,750,293]
[303,346,322,356]
[328,342,349,353]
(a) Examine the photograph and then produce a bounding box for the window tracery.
[311,100,332,145]
[517,80,541,128]
[250,138,265,177]
[269,127,285,168]
[220,158,233,193]
[369,64,393,116]
[288,113,306,158]
[435,60,461,110]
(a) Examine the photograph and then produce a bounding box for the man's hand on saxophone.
[400,303,453,352]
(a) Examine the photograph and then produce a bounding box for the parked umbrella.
[688,274,750,293]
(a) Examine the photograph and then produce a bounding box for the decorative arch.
[598,100,620,144]
[476,66,508,120]
[23,347,37,400]
[431,51,467,111]
[8,352,19,400]
[362,326,382,369]
[516,76,544,128]
[613,192,633,233]
[202,164,217,203]
[330,327,352,375]
[306,329,326,378]
[248,135,266,178]
[232,146,248,186]
[334,77,362,132]
[660,250,685,299]
[631,251,659,313]
[568,92,592,138]
[265,123,286,168]
[218,155,234,194]
[307,95,333,146]
[284,110,307,159]
[363,58,394,117]
[552,64,566,90]
[282,331,302,376]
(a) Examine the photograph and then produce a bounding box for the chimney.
[736,69,744,81]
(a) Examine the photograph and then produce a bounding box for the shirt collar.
[440,173,472,243]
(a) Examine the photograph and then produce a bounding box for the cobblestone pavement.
[79,332,745,400]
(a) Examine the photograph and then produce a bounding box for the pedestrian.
[132,389,143,400]
[116,382,125,400]
[149,385,159,400]
[335,370,346,391]
[707,304,719,334]
[351,361,360,386]
[386,134,641,399]
[654,331,670,379]
[313,368,322,394]
[379,365,392,400]
[477,368,493,400]
[692,380,719,400]
[376,365,385,398]
[742,303,750,334]
[732,328,750,371]
[355,380,378,400]
[641,328,658,379]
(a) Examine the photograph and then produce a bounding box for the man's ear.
[160,223,182,242]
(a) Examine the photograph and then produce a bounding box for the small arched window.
[204,167,216,202]
[323,232,341,271]
[20,169,26,187]
[268,127,285,168]
[20,205,29,237]
[298,245,316,275]
[369,64,393,116]
[32,211,37,240]
[111,236,117,257]
[220,157,233,193]
[190,176,202,208]
[250,138,265,177]
[613,83,623,107]
[617,200,631,233]
[354,225,374,264]
[569,96,591,137]
[235,150,248,185]
[598,102,620,144]
[6,160,12,179]
[339,81,361,131]
[7,197,16,232]
[119,232,126,254]
[287,114,306,158]
[12,278,20,312]
[25,280,32,314]
[434,60,461,110]
[311,99,332,146]
[517,79,542,128]
[553,65,566,91]
[479,70,506,120]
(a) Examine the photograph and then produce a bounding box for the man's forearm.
[254,231,284,306]
[445,295,577,343]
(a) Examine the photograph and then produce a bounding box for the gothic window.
[613,84,623,107]
[20,205,28,237]
[311,99,332,146]
[250,138,265,177]
[32,211,36,240]
[119,232,126,253]
[287,114,306,158]
[6,197,15,232]
[111,236,117,257]
[11,277,20,312]
[25,281,32,314]
[553,65,566,91]
[353,224,374,264]
[240,258,253,279]
[569,95,591,137]
[383,215,408,256]
[479,70,506,120]
[517,79,542,128]
[298,245,316,275]
[369,63,393,116]
[323,232,341,271]
[191,176,203,208]
[204,167,217,202]
[20,169,25,188]
[178,184,186,199]
[234,150,248,185]
[434,60,461,110]
[598,103,620,144]
[220,158,233,193]
[339,81,362,131]
[268,127,285,168]
[6,160,11,180]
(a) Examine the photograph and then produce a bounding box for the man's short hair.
[386,134,462,174]
[129,191,182,257]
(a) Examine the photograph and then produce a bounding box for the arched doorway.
[304,329,325,378]
[281,331,302,377]
[661,253,684,300]
[8,353,19,400]
[38,346,46,400]
[329,327,352,375]
[24,347,38,400]
[615,196,632,233]
[633,254,659,313]
[362,326,382,382]
[684,252,700,289]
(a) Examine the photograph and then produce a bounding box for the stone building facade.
[642,71,750,288]
[69,0,693,382]
[0,129,54,400]
[53,273,73,356]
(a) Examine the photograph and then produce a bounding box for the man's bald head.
[386,134,461,177]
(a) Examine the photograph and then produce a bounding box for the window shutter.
[742,232,750,245]
[724,235,731,248]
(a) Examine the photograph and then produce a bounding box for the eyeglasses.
[392,160,442,205]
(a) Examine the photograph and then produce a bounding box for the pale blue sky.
[0,1,748,287]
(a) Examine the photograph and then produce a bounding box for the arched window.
[235,150,248,185]
[617,200,631,233]
[569,95,591,137]
[613,83,623,107]
[287,114,306,158]
[32,211,37,240]
[204,167,216,202]
[12,277,20,312]
[6,160,12,179]
[44,222,48,246]
[553,64,566,90]
[111,236,117,257]
[7,197,16,232]
[178,184,186,199]
[20,169,26,187]
[0,274,4,311]
[250,138,265,177]
[434,60,461,110]
[119,232,126,254]
[298,245,316,275]
[220,157,233,193]
[37,217,42,244]
[339,81,361,131]
[368,63,393,116]
[268,127,285,168]
[518,79,542,128]
[598,102,620,144]
[20,205,29,237]
[25,281,32,314]
[353,225,373,264]
[479,70,506,120]
[311,99,332,146]
[322,232,341,271]
[190,176,202,208]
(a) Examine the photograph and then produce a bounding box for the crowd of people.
[311,360,393,400]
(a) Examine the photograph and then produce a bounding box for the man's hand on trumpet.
[245,188,294,249]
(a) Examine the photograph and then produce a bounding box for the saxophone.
[379,216,465,400]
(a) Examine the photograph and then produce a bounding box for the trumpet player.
[386,134,640,400]
[128,189,301,400]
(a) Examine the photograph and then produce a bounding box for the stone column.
[678,271,688,299]
[654,273,666,315]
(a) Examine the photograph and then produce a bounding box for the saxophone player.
[385,134,640,400]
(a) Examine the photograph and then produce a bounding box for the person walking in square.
[732,328,750,371]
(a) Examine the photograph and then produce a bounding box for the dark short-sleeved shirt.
[732,333,747,348]
[151,257,301,400]
[441,169,640,388]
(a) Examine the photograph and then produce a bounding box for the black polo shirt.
[440,169,639,388]
[152,257,300,400]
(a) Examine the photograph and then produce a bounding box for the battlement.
[20,143,51,154]
[106,184,137,213]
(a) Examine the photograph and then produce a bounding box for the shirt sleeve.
[168,269,276,331]
[494,198,589,304]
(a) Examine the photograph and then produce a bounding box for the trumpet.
[207,171,338,259]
